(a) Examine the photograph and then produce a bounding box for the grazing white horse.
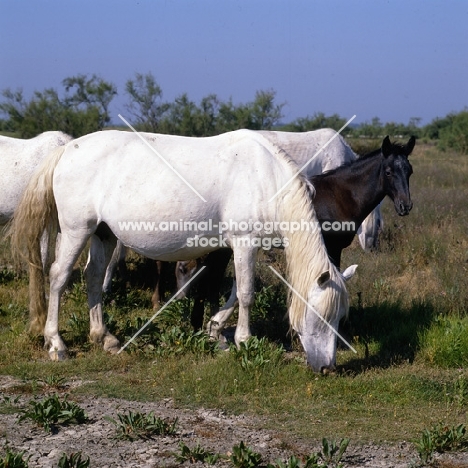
[104,128,378,299]
[11,129,356,371]
[0,131,73,333]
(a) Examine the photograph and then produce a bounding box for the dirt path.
[1,376,467,467]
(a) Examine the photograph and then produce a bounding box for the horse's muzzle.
[395,199,413,216]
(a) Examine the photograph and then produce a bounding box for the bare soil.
[1,376,467,468]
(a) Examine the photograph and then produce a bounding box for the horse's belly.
[118,230,223,261]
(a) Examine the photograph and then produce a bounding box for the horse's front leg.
[207,280,238,341]
[85,234,120,353]
[232,244,258,346]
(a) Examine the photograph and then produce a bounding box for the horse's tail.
[9,145,66,334]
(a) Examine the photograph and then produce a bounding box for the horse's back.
[52,129,295,259]
[258,128,356,176]
[0,131,73,224]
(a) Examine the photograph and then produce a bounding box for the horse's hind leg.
[151,260,164,309]
[45,232,89,360]
[103,240,127,294]
[85,231,119,353]
[39,229,49,270]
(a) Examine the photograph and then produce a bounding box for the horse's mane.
[253,134,347,330]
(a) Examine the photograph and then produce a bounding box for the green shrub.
[438,110,468,154]
[58,452,90,468]
[230,441,263,468]
[415,422,468,464]
[229,336,284,371]
[174,441,220,464]
[0,448,30,468]
[105,410,177,440]
[18,394,88,432]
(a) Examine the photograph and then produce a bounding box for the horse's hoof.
[49,348,67,361]
[103,335,120,354]
[218,341,230,351]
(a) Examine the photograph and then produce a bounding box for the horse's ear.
[317,271,331,288]
[342,264,358,281]
[381,136,392,158]
[404,136,416,156]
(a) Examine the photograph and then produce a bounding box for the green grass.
[1,142,468,449]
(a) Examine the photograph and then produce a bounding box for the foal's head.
[381,135,415,216]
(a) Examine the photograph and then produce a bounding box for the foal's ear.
[381,136,392,158]
[317,271,331,288]
[404,136,416,156]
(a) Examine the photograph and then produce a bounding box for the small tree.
[159,93,199,136]
[438,110,468,154]
[198,94,220,135]
[124,72,169,132]
[62,74,117,129]
[283,112,347,133]
[0,74,117,137]
[249,89,284,130]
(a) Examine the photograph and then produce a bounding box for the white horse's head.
[296,264,357,373]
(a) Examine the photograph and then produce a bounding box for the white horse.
[0,131,73,225]
[104,128,379,299]
[0,131,73,333]
[11,129,356,371]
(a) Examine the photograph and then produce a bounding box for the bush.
[438,110,468,154]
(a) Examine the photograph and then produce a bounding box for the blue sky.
[1,0,467,126]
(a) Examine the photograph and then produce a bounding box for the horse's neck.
[319,154,386,223]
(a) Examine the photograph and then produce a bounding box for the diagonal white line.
[268,266,357,354]
[268,115,357,202]
[118,114,207,202]
[117,266,207,354]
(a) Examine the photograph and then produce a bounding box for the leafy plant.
[66,312,89,344]
[58,452,90,468]
[38,375,67,390]
[0,447,30,467]
[268,439,350,468]
[1,395,21,406]
[230,336,284,371]
[0,395,22,416]
[267,455,304,468]
[230,441,262,468]
[415,422,468,464]
[18,394,88,432]
[105,410,178,440]
[317,438,349,467]
[154,326,219,357]
[174,441,220,464]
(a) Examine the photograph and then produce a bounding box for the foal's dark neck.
[311,150,386,224]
